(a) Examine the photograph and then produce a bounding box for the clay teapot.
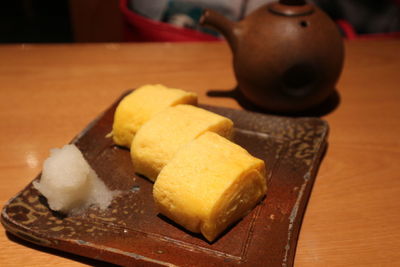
[200,0,344,113]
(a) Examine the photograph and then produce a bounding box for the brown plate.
[1,92,328,266]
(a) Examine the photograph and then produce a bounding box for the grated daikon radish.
[33,144,116,215]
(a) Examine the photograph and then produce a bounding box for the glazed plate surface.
[1,92,328,266]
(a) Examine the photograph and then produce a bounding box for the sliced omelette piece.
[112,84,197,147]
[153,131,267,242]
[131,105,233,181]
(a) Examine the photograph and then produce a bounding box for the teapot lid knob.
[270,0,314,16]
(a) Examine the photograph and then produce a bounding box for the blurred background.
[1,0,399,43]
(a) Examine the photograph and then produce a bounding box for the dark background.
[0,0,73,43]
[0,0,399,43]
[0,0,124,43]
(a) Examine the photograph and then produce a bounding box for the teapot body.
[234,4,344,112]
[201,1,344,113]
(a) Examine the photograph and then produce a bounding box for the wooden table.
[0,40,399,266]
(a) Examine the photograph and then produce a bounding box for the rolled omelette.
[153,131,267,242]
[131,105,233,181]
[112,84,197,148]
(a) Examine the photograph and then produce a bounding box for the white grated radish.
[33,144,117,215]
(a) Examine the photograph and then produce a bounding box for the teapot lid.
[269,0,314,16]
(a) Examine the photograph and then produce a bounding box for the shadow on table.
[5,231,119,267]
[207,87,341,117]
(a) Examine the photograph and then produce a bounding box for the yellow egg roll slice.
[112,84,197,147]
[131,105,233,181]
[153,131,267,242]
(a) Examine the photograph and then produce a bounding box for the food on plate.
[153,131,267,242]
[112,84,197,148]
[33,144,116,215]
[131,104,233,181]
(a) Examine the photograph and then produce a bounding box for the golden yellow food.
[131,105,233,181]
[112,84,197,147]
[153,131,267,242]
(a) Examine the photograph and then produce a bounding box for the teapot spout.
[200,9,239,52]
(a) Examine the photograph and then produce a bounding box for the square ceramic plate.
[1,92,328,266]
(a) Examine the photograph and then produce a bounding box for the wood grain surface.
[0,40,399,266]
